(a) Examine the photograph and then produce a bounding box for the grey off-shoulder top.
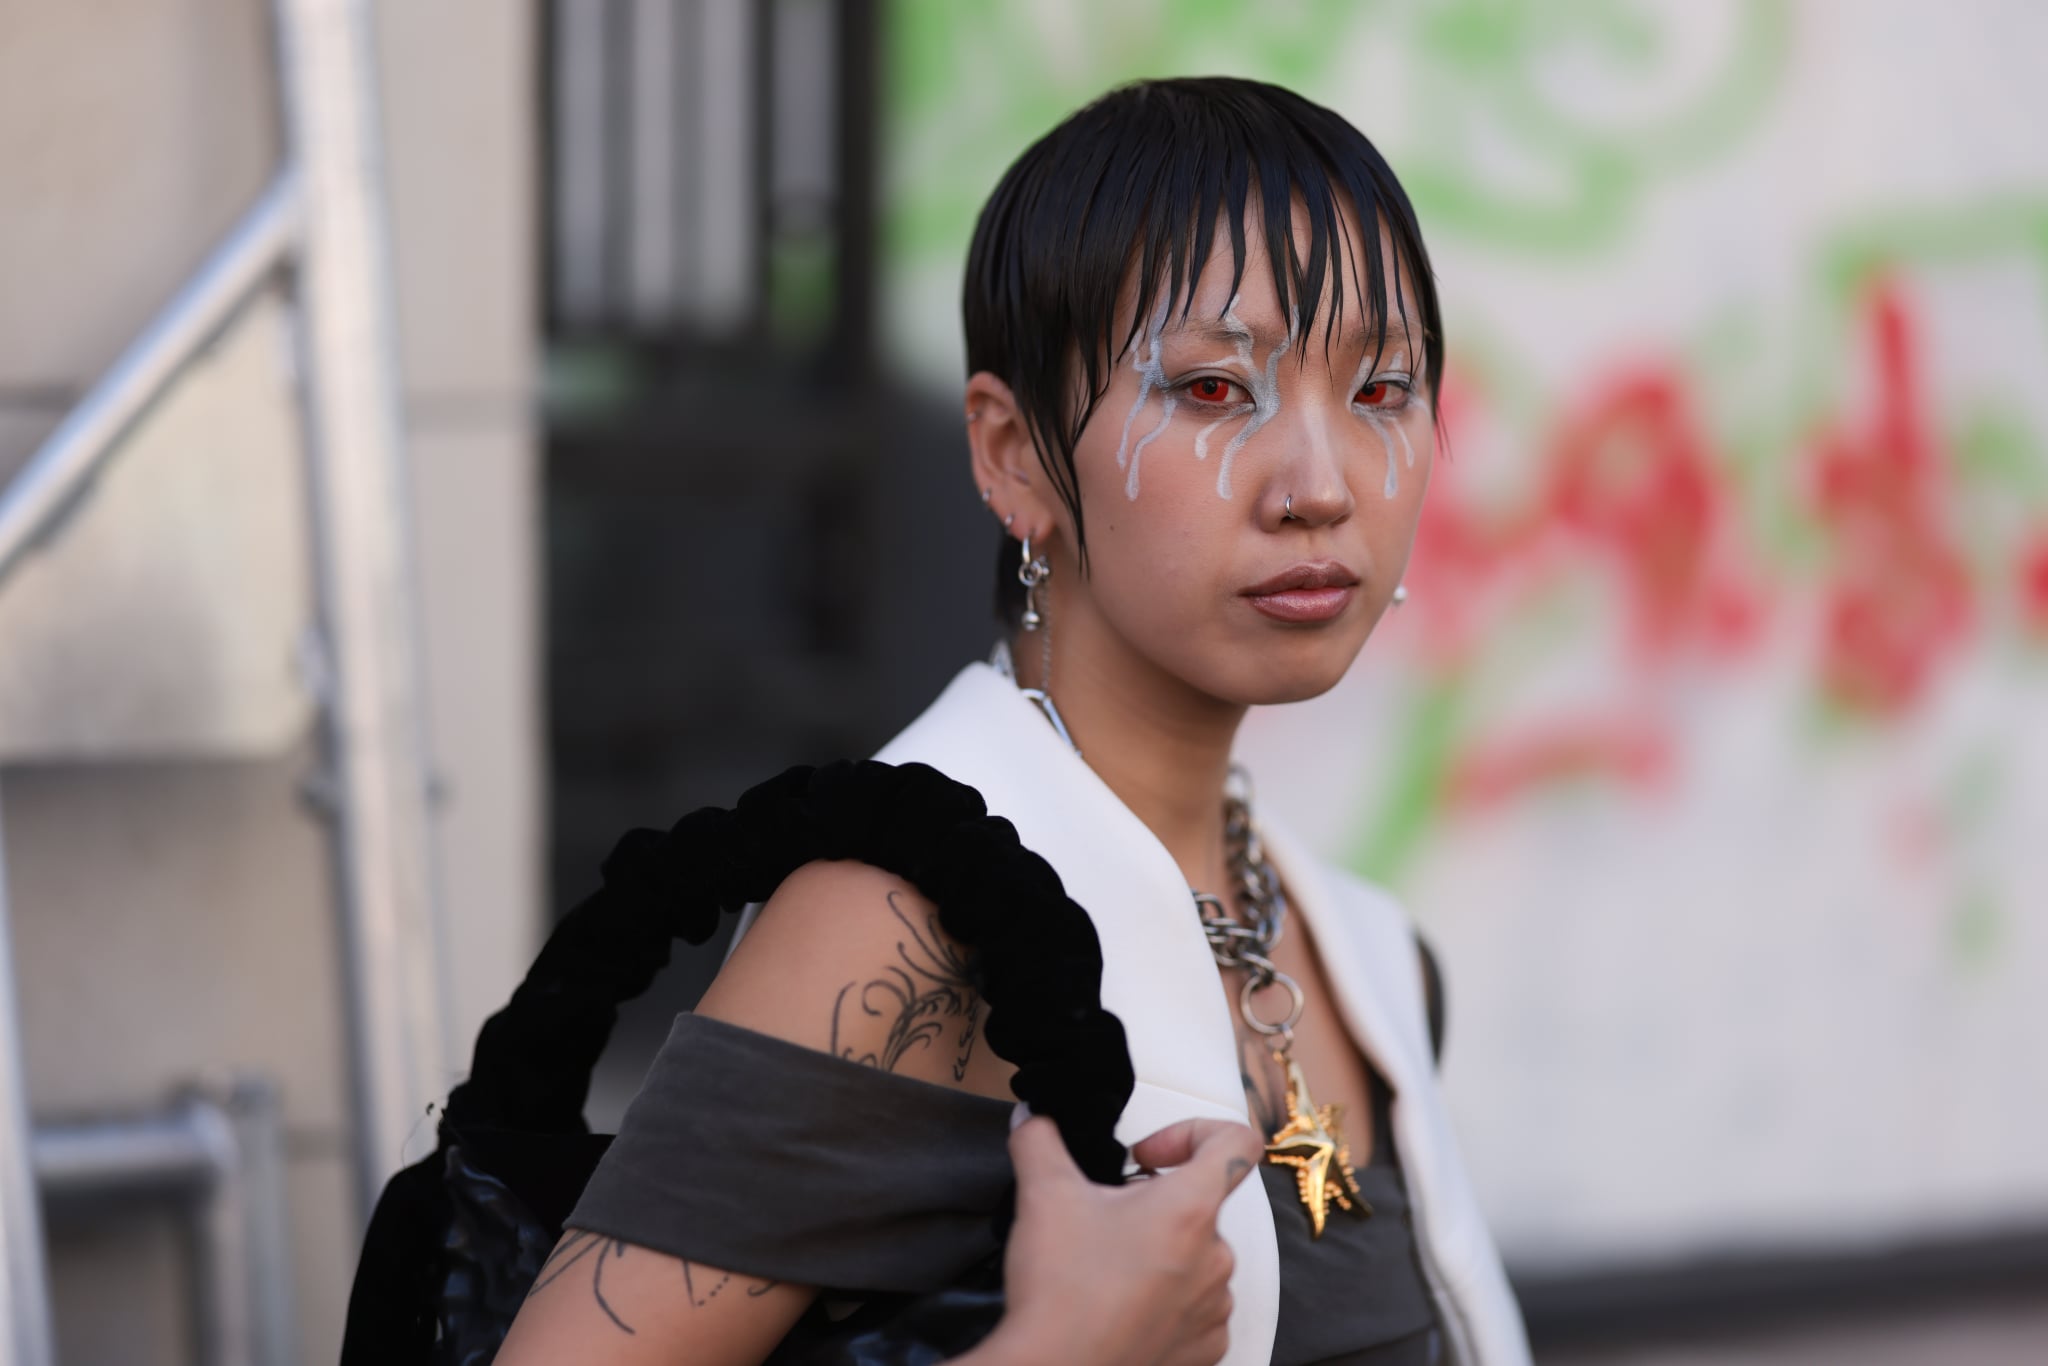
[571,1014,1442,1365]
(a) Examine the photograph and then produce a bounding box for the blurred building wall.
[0,1,538,1361]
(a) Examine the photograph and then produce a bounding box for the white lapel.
[1258,816,1532,1366]
[875,663,1281,1366]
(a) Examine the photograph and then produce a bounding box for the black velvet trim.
[1416,931,1446,1067]
[442,759,1137,1186]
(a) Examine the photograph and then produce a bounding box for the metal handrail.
[0,6,448,1361]
[34,1081,297,1366]
[0,791,56,1366]
[0,175,300,587]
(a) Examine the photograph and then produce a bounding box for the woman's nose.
[1265,397,1357,529]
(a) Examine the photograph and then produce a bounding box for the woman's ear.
[965,371,1062,545]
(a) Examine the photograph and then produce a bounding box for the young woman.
[498,76,1530,1366]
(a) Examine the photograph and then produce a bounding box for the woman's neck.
[1015,610,1245,893]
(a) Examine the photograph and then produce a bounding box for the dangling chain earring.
[1018,535,1050,631]
[1015,535,1077,751]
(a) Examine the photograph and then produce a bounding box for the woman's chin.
[1204,646,1361,708]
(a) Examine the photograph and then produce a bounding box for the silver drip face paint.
[1117,297,1434,503]
[1113,304,1175,499]
[1348,348,1428,499]
[1211,303,1291,500]
[1187,307,1255,473]
[1116,298,1279,501]
[1391,419,1420,490]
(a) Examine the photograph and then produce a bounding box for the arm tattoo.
[527,1233,779,1332]
[831,890,982,1078]
[681,1260,779,1309]
[527,1230,637,1334]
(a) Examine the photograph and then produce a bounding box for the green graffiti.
[1402,0,1790,250]
[884,0,1789,263]
[1346,676,1465,887]
[1949,888,2003,970]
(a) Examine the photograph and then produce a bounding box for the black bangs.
[963,76,1443,622]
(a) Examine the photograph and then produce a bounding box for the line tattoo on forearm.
[682,1259,780,1307]
[527,1230,637,1334]
[831,890,982,1078]
[526,1232,779,1332]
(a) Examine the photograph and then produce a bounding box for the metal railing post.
[271,0,453,1219]
[0,784,58,1366]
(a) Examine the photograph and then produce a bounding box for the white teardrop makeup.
[1345,347,1426,499]
[1112,300,1426,505]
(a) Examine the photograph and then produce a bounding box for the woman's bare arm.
[495,859,1259,1366]
[496,1233,811,1364]
[496,859,1002,1364]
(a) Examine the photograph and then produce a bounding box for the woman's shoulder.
[698,859,1011,1098]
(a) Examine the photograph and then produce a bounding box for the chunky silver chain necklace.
[1004,667,1366,1233]
[1193,768,1305,1048]
[1193,767,1370,1236]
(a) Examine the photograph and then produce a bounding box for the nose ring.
[1283,494,1299,522]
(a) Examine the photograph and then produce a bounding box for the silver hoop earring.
[1018,535,1051,631]
[1392,583,1409,607]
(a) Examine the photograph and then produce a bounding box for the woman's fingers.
[1007,1115,1085,1190]
[1131,1117,1265,1196]
[990,1115,1254,1366]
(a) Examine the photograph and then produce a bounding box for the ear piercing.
[1392,584,1409,607]
[1018,536,1051,631]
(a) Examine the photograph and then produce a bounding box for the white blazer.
[873,663,1532,1366]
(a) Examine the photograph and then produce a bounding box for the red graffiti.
[1408,361,1764,810]
[1446,715,1674,810]
[1402,275,1984,812]
[1807,279,1973,713]
[1412,364,1762,674]
[1545,370,1763,661]
[2019,529,2048,635]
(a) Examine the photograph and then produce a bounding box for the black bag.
[339,760,1133,1365]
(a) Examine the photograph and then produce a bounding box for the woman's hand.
[962,1116,1264,1366]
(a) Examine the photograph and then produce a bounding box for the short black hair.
[963,76,1443,623]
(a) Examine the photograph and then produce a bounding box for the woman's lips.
[1242,560,1360,623]
[1246,586,1354,623]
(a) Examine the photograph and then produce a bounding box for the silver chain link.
[1194,767,1305,1044]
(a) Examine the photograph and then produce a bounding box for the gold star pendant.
[1263,1054,1370,1238]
